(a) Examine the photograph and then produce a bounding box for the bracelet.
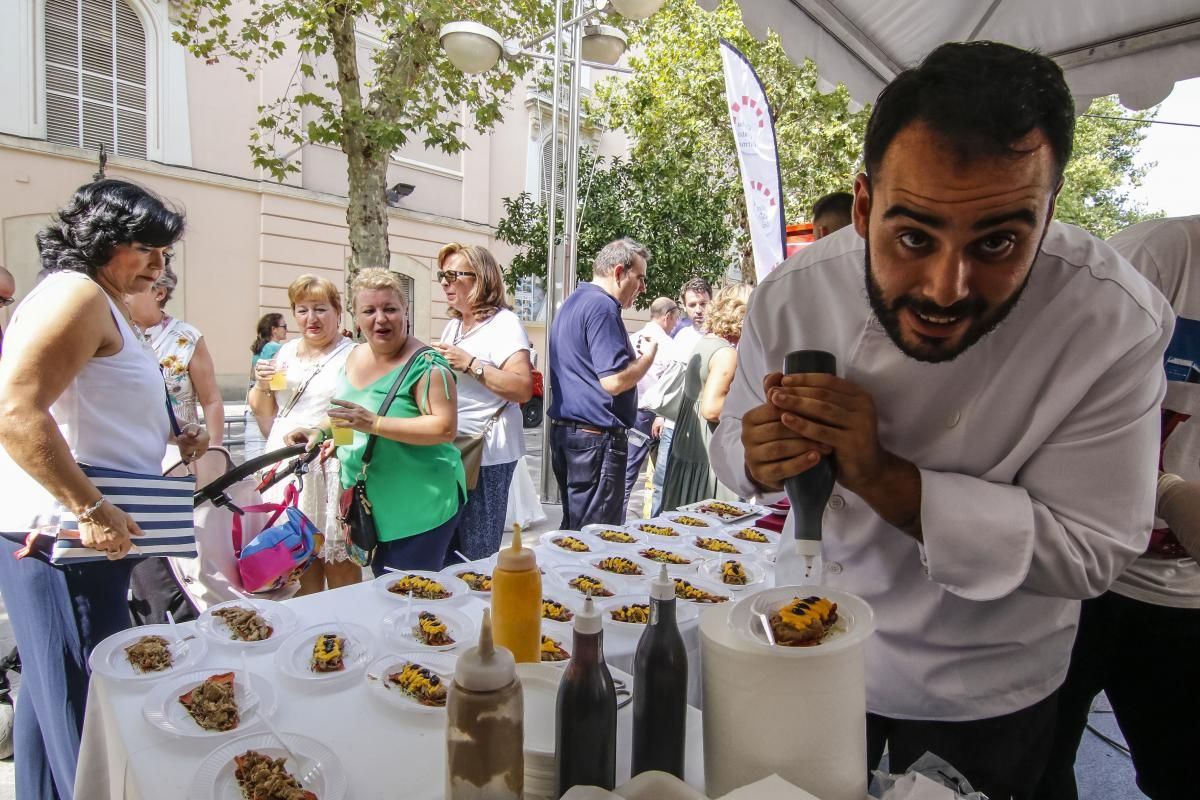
[465,357,477,374]
[77,496,106,522]
[371,416,382,435]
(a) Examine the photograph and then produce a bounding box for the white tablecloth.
[75,568,707,800]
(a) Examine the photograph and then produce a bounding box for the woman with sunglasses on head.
[433,243,533,563]
[0,180,206,798]
[243,313,289,461]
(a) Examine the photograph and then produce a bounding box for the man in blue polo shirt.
[549,238,658,529]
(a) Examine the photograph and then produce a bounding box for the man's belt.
[550,418,627,437]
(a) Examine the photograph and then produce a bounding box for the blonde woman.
[433,243,533,562]
[249,275,355,593]
[660,282,753,510]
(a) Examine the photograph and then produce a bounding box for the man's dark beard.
[863,247,1029,364]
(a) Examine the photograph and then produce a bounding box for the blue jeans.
[623,409,657,510]
[444,460,519,564]
[370,502,465,576]
[0,535,135,800]
[650,422,675,516]
[550,424,628,531]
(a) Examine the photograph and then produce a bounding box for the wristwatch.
[471,359,485,378]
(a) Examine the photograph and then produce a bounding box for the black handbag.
[338,347,431,561]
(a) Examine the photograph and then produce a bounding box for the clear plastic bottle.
[446,610,524,800]
[632,565,687,778]
[555,595,617,794]
[491,524,542,662]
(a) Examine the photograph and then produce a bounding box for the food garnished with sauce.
[457,571,493,592]
[770,596,839,647]
[720,560,750,585]
[639,547,691,565]
[213,606,274,642]
[694,536,741,554]
[179,672,239,731]
[540,635,570,663]
[388,662,447,707]
[697,501,747,520]
[673,579,729,604]
[596,556,643,575]
[124,635,173,673]
[567,575,614,597]
[731,528,770,544]
[414,611,455,647]
[387,574,452,600]
[672,515,711,527]
[233,750,317,800]
[609,603,652,624]
[637,523,678,537]
[311,633,345,672]
[596,529,637,543]
[552,535,591,552]
[542,599,575,622]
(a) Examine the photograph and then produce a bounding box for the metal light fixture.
[438,21,504,74]
[581,25,628,66]
[609,0,665,21]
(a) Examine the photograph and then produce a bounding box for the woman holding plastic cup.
[249,274,354,593]
[286,268,466,573]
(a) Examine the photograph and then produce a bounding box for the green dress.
[335,348,466,542]
[660,334,740,511]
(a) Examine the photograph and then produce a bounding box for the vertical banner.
[720,39,787,279]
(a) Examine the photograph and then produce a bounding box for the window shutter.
[540,136,566,207]
[44,0,147,158]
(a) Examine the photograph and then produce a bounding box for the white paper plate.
[671,575,735,606]
[187,731,347,800]
[365,652,457,713]
[143,668,277,738]
[550,565,632,600]
[587,552,657,580]
[539,530,605,559]
[698,555,769,591]
[381,604,476,652]
[372,570,469,603]
[633,543,704,574]
[440,560,495,596]
[687,532,751,557]
[89,625,209,683]
[581,524,649,549]
[273,623,373,682]
[599,594,701,631]
[196,599,298,650]
[678,499,761,524]
[516,662,566,758]
[659,510,724,531]
[626,519,689,539]
[538,619,573,666]
[722,524,781,550]
[728,586,874,655]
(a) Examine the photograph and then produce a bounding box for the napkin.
[718,775,823,800]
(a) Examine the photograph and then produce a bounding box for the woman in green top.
[286,269,466,573]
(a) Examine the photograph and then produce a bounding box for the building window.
[540,135,565,207]
[44,0,148,158]
[514,275,546,323]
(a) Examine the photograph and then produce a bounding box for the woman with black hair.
[0,179,207,798]
[244,312,288,460]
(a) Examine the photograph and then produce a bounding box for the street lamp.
[441,0,663,504]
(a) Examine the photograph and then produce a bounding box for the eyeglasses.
[274,324,288,330]
[437,269,477,283]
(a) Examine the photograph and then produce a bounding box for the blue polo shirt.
[548,282,637,429]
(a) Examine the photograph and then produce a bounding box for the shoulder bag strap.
[360,346,433,470]
[279,339,353,419]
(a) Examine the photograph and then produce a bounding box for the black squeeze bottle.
[555,595,617,794]
[631,564,687,778]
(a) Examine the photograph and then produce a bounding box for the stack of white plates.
[518,663,564,800]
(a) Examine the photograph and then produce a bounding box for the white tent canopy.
[698,0,1200,111]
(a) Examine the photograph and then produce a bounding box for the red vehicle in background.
[522,368,545,428]
[785,222,815,258]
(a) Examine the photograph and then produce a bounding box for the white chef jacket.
[711,222,1174,720]
[1108,215,1200,609]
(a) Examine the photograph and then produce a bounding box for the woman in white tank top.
[0,180,203,799]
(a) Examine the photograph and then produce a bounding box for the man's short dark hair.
[812,192,853,223]
[863,41,1075,182]
[679,277,713,302]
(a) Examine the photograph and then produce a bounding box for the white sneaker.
[0,701,13,760]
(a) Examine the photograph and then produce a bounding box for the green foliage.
[1057,96,1162,239]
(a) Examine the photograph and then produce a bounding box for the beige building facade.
[0,0,641,397]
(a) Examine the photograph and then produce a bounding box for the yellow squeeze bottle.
[491,525,542,663]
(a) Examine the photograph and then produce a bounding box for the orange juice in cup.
[268,362,287,391]
[328,419,355,446]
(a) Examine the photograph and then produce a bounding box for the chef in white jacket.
[711,41,1174,799]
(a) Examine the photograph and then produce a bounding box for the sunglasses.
[0,296,14,308]
[437,269,477,283]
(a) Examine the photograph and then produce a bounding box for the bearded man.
[711,41,1174,799]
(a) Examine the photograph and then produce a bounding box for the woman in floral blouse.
[128,268,224,446]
